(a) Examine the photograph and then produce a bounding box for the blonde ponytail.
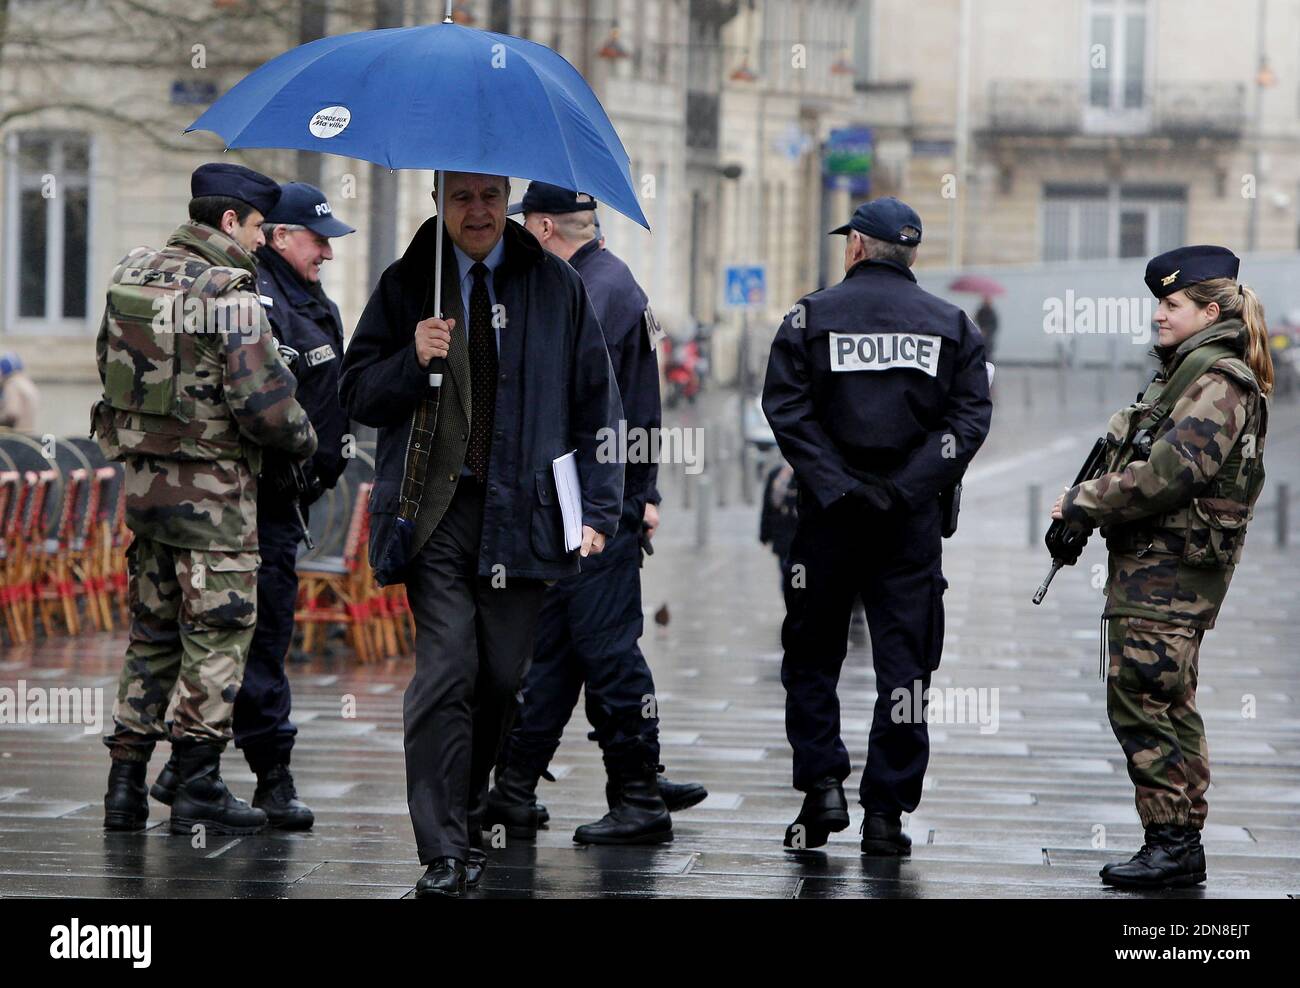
[1182,278,1275,395]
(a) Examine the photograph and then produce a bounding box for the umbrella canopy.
[186,22,648,230]
[947,275,1004,297]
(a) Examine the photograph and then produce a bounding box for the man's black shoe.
[416,857,467,898]
[465,848,487,887]
[536,802,550,827]
[149,751,179,806]
[168,742,267,836]
[253,763,315,830]
[574,766,672,845]
[104,760,149,831]
[860,813,912,856]
[1101,824,1206,889]
[484,762,542,840]
[783,778,849,850]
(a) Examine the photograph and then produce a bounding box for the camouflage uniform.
[1062,319,1268,829]
[92,221,317,762]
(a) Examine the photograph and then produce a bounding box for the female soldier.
[1052,245,1272,889]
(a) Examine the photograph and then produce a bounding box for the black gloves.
[846,475,898,513]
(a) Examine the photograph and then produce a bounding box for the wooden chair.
[294,481,376,662]
[0,470,24,645]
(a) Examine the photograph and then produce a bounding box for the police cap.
[265,182,355,237]
[830,196,922,246]
[1144,245,1240,299]
[191,162,281,216]
[507,180,597,216]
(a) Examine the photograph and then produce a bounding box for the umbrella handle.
[429,169,445,389]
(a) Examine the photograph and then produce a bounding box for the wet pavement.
[1,369,1298,899]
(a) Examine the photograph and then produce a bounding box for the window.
[1042,182,1185,261]
[5,132,91,330]
[1087,0,1149,112]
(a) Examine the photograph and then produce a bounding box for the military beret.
[266,182,355,237]
[1144,245,1240,299]
[507,180,597,216]
[191,162,281,216]
[830,196,922,245]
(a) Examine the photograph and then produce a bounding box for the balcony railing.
[985,80,1246,139]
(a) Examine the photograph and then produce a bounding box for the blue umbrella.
[186,21,646,228]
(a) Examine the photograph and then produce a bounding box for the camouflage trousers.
[104,535,259,762]
[1106,616,1210,830]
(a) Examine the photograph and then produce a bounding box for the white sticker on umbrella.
[309,106,351,139]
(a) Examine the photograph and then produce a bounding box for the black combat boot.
[603,773,708,813]
[103,760,149,831]
[149,749,179,806]
[860,813,912,856]
[574,763,673,845]
[483,762,543,840]
[169,742,268,836]
[252,763,315,830]
[783,777,850,850]
[1100,824,1207,889]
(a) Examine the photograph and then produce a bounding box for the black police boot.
[535,802,550,827]
[658,774,708,812]
[1100,824,1207,889]
[416,857,467,898]
[252,763,315,831]
[484,762,543,840]
[103,760,149,831]
[574,764,673,845]
[168,742,268,836]
[609,774,707,812]
[783,777,850,850]
[149,750,179,806]
[860,813,912,857]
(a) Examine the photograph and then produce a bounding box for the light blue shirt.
[451,237,505,353]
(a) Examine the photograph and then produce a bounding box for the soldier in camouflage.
[1053,245,1272,889]
[95,163,317,836]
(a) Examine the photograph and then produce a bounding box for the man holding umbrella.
[339,172,624,897]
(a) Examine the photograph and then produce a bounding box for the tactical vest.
[1101,331,1268,569]
[92,244,258,465]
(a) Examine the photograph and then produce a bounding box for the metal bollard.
[1028,483,1040,548]
[696,475,712,547]
[1278,483,1289,548]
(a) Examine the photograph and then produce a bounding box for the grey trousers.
[403,480,547,863]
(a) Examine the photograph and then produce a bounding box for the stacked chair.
[1,429,414,662]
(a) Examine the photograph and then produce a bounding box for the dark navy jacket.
[338,217,624,581]
[255,245,349,503]
[567,238,661,564]
[762,258,991,512]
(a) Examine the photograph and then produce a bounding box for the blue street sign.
[724,265,766,309]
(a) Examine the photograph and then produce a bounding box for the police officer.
[762,197,991,854]
[485,182,707,844]
[147,182,355,829]
[1053,246,1272,889]
[97,163,317,835]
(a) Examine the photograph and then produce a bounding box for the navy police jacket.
[567,238,661,562]
[256,244,350,498]
[761,258,992,513]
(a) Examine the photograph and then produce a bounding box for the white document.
[552,450,583,552]
[986,362,996,387]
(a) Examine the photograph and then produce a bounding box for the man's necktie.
[466,261,498,483]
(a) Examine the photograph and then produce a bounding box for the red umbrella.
[948,275,1005,297]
